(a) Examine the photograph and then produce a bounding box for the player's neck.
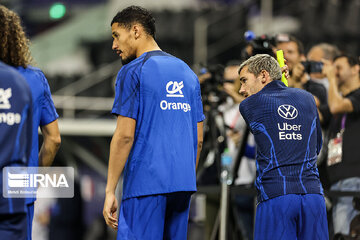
[136,38,161,57]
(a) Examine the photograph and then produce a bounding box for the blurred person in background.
[223,61,256,240]
[103,6,204,240]
[276,37,332,127]
[307,43,340,90]
[275,34,306,89]
[0,5,61,240]
[238,54,328,240]
[0,61,33,239]
[322,54,360,236]
[196,61,255,239]
[276,37,333,191]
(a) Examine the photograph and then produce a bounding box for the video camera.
[243,31,276,58]
[200,64,225,85]
[199,64,229,105]
[301,61,323,74]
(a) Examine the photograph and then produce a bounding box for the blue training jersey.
[15,66,59,205]
[0,61,32,214]
[112,50,205,200]
[15,66,59,168]
[239,80,323,202]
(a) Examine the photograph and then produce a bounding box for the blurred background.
[2,0,360,239]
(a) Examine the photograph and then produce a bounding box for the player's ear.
[260,70,268,83]
[352,64,359,76]
[133,24,140,40]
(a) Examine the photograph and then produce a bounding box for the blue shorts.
[0,213,27,240]
[26,203,34,240]
[117,192,192,240]
[254,194,328,240]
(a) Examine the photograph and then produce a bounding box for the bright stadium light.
[49,3,66,20]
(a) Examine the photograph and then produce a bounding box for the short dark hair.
[276,34,304,55]
[111,6,156,38]
[334,53,359,67]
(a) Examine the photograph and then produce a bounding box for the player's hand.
[198,72,211,84]
[103,192,118,230]
[321,59,336,82]
[281,60,290,80]
[292,62,305,82]
[314,95,320,107]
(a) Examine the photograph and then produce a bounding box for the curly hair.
[0,5,32,67]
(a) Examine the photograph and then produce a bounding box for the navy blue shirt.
[240,80,323,202]
[112,51,205,200]
[0,61,32,214]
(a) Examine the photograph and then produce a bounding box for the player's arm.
[323,60,353,114]
[39,120,61,166]
[103,115,136,230]
[196,121,204,170]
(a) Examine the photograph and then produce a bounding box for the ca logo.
[0,88,12,109]
[277,104,298,120]
[166,81,184,98]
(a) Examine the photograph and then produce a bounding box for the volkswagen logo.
[277,104,298,120]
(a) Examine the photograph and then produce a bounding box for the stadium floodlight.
[49,3,66,20]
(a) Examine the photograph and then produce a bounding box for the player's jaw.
[119,51,136,65]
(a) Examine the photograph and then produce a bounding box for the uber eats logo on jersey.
[0,88,21,126]
[277,104,302,140]
[160,81,191,112]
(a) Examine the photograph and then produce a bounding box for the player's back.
[113,51,204,199]
[0,61,32,213]
[240,80,323,201]
[15,66,58,168]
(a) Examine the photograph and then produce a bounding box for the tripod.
[210,127,251,240]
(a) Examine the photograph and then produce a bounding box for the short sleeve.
[347,90,360,114]
[111,68,140,120]
[195,80,205,122]
[39,73,59,126]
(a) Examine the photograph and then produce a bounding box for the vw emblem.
[277,104,298,120]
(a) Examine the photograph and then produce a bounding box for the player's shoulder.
[288,86,315,101]
[143,51,196,76]
[142,50,186,66]
[0,63,27,88]
[16,65,46,80]
[116,62,139,81]
[0,63,31,101]
[0,62,21,79]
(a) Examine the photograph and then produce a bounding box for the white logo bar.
[3,167,74,198]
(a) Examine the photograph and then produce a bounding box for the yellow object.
[276,50,288,87]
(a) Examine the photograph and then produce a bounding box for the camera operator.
[275,34,306,89]
[197,60,257,239]
[276,39,333,127]
[322,54,360,236]
[307,43,340,90]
